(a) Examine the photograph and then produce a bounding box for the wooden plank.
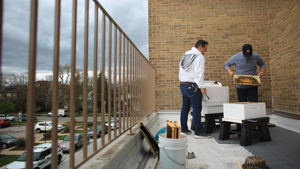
[236,160,243,169]
[172,124,177,139]
[223,118,242,123]
[168,121,176,139]
[166,121,172,138]
[137,121,159,157]
[174,121,181,139]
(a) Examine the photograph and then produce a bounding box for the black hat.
[242,44,253,57]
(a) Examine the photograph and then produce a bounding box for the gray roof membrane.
[212,126,300,169]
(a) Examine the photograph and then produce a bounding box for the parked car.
[48,109,68,117]
[19,114,37,121]
[0,114,15,121]
[105,119,119,130]
[46,121,64,132]
[35,121,64,133]
[60,133,90,152]
[35,122,52,133]
[111,111,127,117]
[6,142,63,169]
[0,134,19,149]
[87,125,108,138]
[0,119,10,128]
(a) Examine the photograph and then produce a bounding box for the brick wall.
[149,0,273,110]
[268,0,300,113]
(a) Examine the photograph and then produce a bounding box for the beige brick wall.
[268,0,300,113]
[149,0,273,111]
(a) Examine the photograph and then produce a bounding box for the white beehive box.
[203,81,229,103]
[201,81,229,114]
[202,102,225,114]
[223,102,266,122]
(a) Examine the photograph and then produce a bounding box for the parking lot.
[0,115,109,138]
[0,115,113,169]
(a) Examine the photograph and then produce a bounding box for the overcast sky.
[1,0,148,80]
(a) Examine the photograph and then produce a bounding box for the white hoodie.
[179,47,205,88]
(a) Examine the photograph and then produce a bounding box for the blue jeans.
[180,83,204,135]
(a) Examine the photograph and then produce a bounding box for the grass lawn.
[10,121,41,124]
[59,130,84,134]
[75,114,108,117]
[0,155,19,167]
[58,135,68,140]
[63,121,103,125]
[86,114,107,117]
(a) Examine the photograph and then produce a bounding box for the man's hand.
[259,68,266,78]
[226,68,234,77]
[201,88,207,95]
[259,71,264,78]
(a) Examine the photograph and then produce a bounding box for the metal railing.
[0,0,155,169]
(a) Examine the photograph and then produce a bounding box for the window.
[40,150,49,159]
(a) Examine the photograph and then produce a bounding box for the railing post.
[82,0,89,159]
[0,0,3,90]
[108,20,112,141]
[93,1,98,153]
[69,0,77,168]
[50,2,61,169]
[26,1,38,169]
[101,13,106,146]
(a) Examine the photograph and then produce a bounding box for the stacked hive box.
[202,81,229,115]
[223,102,266,123]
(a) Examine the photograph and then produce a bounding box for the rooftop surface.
[145,111,300,169]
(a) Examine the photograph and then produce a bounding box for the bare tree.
[45,75,53,82]
[59,63,71,84]
[58,64,85,110]
[58,63,71,108]
[74,69,84,111]
[43,75,55,109]
[3,72,28,113]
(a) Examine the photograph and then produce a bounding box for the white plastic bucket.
[158,133,188,169]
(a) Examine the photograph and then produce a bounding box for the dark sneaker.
[181,130,192,135]
[194,133,212,139]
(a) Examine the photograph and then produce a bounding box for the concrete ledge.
[269,114,300,133]
[79,113,158,169]
[273,110,300,120]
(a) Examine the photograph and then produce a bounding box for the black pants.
[236,87,258,102]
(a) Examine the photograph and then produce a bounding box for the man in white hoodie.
[179,40,212,139]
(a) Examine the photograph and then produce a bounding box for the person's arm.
[256,55,266,78]
[224,55,236,77]
[194,55,205,89]
[259,68,265,78]
[226,68,234,77]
